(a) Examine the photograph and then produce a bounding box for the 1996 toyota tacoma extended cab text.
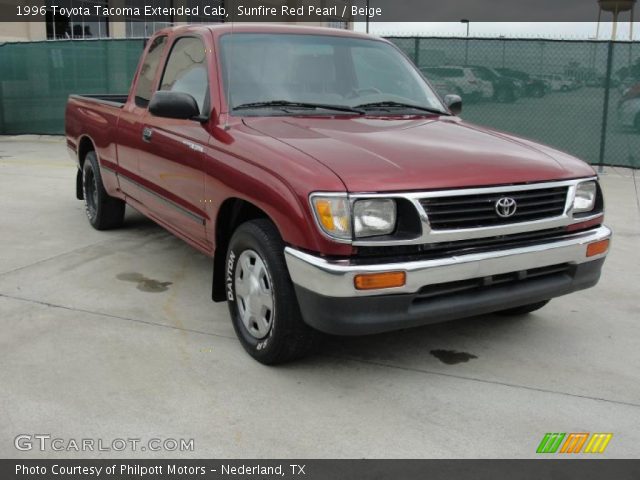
[65,25,611,364]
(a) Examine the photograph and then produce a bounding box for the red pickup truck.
[66,24,611,364]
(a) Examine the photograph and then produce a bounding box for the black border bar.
[0,0,638,23]
[4,459,640,480]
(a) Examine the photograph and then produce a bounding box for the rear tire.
[225,219,320,364]
[82,151,125,230]
[496,300,549,316]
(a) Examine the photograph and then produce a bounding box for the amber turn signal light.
[586,239,609,257]
[354,271,406,290]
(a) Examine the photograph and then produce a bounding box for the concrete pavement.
[1,135,639,458]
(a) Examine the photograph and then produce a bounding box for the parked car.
[585,76,605,87]
[420,66,493,101]
[420,71,458,98]
[618,98,640,132]
[585,76,620,88]
[469,65,522,103]
[619,77,636,94]
[620,82,640,102]
[536,74,576,92]
[618,82,640,132]
[494,67,547,97]
[65,25,611,364]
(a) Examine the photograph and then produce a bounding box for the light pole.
[461,19,470,65]
[366,0,370,33]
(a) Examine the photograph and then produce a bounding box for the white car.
[536,74,575,92]
[618,97,640,132]
[421,66,494,100]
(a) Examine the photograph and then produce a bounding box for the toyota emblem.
[495,197,517,218]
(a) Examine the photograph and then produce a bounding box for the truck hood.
[243,116,595,192]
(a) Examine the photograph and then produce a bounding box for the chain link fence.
[0,39,143,134]
[389,37,640,168]
[0,36,639,168]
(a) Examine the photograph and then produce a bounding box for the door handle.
[142,127,153,142]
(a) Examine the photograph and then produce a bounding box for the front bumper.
[285,226,611,335]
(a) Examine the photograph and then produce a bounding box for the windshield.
[219,33,446,115]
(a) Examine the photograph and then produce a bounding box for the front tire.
[225,219,320,364]
[82,151,125,230]
[496,300,549,316]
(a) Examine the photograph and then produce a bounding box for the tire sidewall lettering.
[226,249,235,301]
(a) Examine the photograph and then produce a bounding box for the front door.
[137,35,212,247]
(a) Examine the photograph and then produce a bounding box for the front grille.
[420,186,569,230]
[413,263,573,304]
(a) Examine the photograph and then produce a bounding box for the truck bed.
[68,94,128,108]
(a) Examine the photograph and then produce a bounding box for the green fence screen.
[389,37,640,168]
[0,39,143,135]
[0,36,639,168]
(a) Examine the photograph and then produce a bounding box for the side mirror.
[149,91,201,120]
[444,94,462,115]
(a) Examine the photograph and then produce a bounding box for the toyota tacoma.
[65,24,611,364]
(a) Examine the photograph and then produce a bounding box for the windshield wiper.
[233,100,364,114]
[354,101,448,115]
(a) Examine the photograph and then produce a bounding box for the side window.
[134,35,167,108]
[159,37,209,114]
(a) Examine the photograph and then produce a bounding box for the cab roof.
[156,23,381,41]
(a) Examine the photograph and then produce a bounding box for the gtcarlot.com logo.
[536,432,612,454]
[14,434,195,453]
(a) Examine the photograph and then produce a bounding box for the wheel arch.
[211,198,274,302]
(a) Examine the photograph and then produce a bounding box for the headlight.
[310,194,351,241]
[353,199,396,238]
[573,181,597,213]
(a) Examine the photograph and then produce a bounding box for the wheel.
[225,219,320,364]
[496,300,549,316]
[82,151,125,230]
[496,88,512,103]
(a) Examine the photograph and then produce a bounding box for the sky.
[353,22,639,41]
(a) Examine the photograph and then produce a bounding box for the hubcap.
[234,250,275,339]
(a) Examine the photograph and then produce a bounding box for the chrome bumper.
[285,226,611,298]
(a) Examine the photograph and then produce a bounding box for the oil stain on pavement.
[430,349,478,365]
[116,272,172,292]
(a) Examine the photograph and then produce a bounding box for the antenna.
[224,0,234,131]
